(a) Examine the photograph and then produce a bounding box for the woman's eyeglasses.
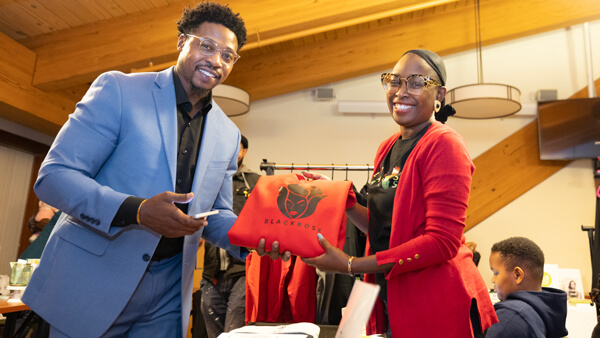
[381,73,441,96]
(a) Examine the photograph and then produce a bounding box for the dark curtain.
[592,159,600,319]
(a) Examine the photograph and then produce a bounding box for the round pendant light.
[447,83,521,119]
[447,0,521,119]
[213,84,250,116]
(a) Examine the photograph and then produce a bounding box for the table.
[0,299,29,314]
[566,302,597,337]
[0,299,35,338]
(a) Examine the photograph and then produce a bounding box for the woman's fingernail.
[317,233,323,240]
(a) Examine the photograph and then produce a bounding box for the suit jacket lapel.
[153,67,177,190]
[186,103,223,248]
[191,102,223,198]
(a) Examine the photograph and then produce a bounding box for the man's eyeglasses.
[380,73,441,96]
[185,34,240,65]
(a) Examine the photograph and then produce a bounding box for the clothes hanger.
[345,164,349,181]
[331,163,335,180]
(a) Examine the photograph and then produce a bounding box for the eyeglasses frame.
[380,73,442,96]
[184,34,241,65]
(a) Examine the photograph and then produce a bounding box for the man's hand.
[256,238,291,262]
[138,191,207,237]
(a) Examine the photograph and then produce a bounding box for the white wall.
[232,19,600,292]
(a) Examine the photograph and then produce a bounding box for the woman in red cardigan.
[301,49,498,337]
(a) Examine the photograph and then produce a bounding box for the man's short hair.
[491,237,545,283]
[240,135,248,149]
[177,2,247,51]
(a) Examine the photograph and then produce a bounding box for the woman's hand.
[301,233,349,274]
[256,238,292,262]
[301,171,331,181]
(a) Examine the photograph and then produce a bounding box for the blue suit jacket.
[22,67,244,337]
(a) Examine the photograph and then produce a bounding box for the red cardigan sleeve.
[374,124,475,278]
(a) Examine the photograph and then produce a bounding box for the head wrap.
[401,49,456,123]
[402,49,446,85]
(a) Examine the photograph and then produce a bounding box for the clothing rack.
[260,159,374,176]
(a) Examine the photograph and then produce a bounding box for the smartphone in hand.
[192,210,219,219]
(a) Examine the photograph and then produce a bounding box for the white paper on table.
[335,280,381,338]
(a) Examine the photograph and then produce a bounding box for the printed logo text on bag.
[263,184,327,232]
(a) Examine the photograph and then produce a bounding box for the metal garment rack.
[260,159,374,177]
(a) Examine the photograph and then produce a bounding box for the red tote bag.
[228,173,356,258]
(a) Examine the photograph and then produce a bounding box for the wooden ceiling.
[1,0,600,135]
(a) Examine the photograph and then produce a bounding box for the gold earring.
[434,100,441,113]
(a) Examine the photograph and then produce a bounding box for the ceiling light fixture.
[446,0,521,119]
[212,84,250,116]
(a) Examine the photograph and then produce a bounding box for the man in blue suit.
[22,3,252,337]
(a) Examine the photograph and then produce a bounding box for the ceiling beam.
[23,0,442,90]
[23,0,600,95]
[0,32,73,135]
[224,0,600,101]
[466,121,570,231]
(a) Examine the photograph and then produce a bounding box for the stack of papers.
[218,323,320,338]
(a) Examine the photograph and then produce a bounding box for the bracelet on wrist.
[136,199,147,225]
[347,256,355,276]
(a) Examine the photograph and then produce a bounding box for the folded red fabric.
[228,173,356,257]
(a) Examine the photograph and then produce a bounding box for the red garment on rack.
[245,252,316,324]
[228,173,356,258]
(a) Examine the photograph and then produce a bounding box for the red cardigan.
[370,122,498,337]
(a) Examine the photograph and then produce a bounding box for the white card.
[193,210,219,219]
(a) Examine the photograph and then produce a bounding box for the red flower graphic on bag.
[277,184,327,219]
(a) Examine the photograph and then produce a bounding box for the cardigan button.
[398,259,404,265]
[414,254,420,259]
[143,254,151,261]
[407,258,412,262]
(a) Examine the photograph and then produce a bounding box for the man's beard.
[189,81,210,98]
[237,158,243,168]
